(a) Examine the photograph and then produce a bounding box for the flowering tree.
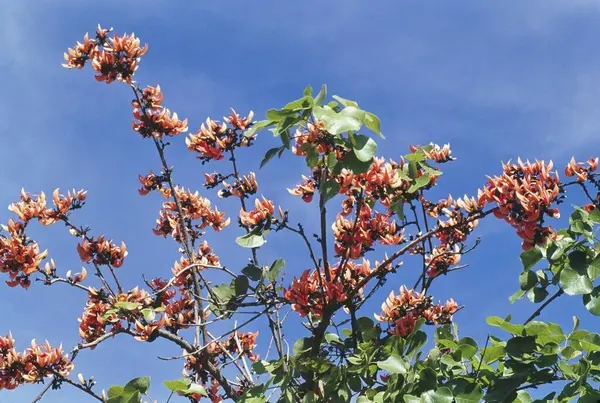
[2,25,600,402]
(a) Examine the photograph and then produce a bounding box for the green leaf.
[245,119,273,138]
[234,275,249,296]
[390,198,405,220]
[588,255,600,281]
[505,336,536,358]
[293,338,312,356]
[236,232,266,249]
[140,308,155,322]
[509,289,526,303]
[420,387,453,403]
[486,316,524,335]
[457,337,478,359]
[407,175,430,193]
[455,385,484,403]
[482,345,505,364]
[114,301,141,311]
[363,112,384,138]
[338,149,372,174]
[314,84,327,106]
[352,134,378,162]
[108,386,125,398]
[583,286,600,315]
[266,109,295,122]
[376,354,408,374]
[187,383,208,397]
[164,378,191,392]
[260,147,282,168]
[319,179,340,204]
[332,95,358,107]
[267,258,285,283]
[313,105,364,135]
[560,268,593,295]
[520,248,542,271]
[519,270,538,290]
[124,376,150,394]
[568,250,588,273]
[527,287,548,303]
[242,264,262,281]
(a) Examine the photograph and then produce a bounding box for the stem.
[319,167,331,281]
[523,288,564,325]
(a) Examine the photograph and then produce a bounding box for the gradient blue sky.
[2,1,600,402]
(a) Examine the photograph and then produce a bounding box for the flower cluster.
[0,334,73,390]
[187,110,255,163]
[138,170,172,198]
[284,259,386,317]
[171,241,221,287]
[332,205,405,259]
[239,197,275,228]
[292,121,341,157]
[410,143,455,163]
[375,286,459,337]
[154,187,230,241]
[182,332,259,402]
[479,159,560,250]
[0,220,47,288]
[63,25,147,84]
[216,173,259,199]
[565,157,598,182]
[77,235,128,268]
[132,85,188,139]
[209,332,260,362]
[8,189,86,225]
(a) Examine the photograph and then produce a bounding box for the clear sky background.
[2,1,600,402]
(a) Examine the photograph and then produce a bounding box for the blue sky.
[2,1,600,401]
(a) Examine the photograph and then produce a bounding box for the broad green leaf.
[583,286,600,315]
[332,95,358,107]
[338,149,372,174]
[242,264,262,281]
[245,119,273,138]
[314,84,327,106]
[234,275,249,296]
[267,258,285,283]
[520,248,542,270]
[420,387,453,403]
[407,175,431,193]
[164,378,191,392]
[568,250,588,273]
[124,376,150,394]
[319,179,340,204]
[236,233,266,248]
[260,147,282,168]
[313,105,364,135]
[114,301,141,311]
[505,336,536,358]
[363,112,384,138]
[376,354,408,374]
[509,289,526,303]
[482,345,505,364]
[352,134,378,162]
[457,337,478,359]
[293,338,312,356]
[266,109,295,121]
[588,255,600,281]
[519,270,537,290]
[455,386,484,403]
[187,383,208,397]
[560,268,593,295]
[140,308,155,322]
[108,386,125,398]
[527,287,548,303]
[486,316,524,335]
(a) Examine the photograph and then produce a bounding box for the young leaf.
[242,264,262,281]
[376,354,408,374]
[314,84,327,106]
[260,147,283,168]
[352,134,378,162]
[313,105,364,135]
[124,376,150,394]
[520,248,542,271]
[560,268,593,296]
[236,232,266,249]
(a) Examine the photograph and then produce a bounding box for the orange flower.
[375,286,458,337]
[287,175,316,203]
[77,235,127,268]
[565,156,598,182]
[239,197,274,228]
